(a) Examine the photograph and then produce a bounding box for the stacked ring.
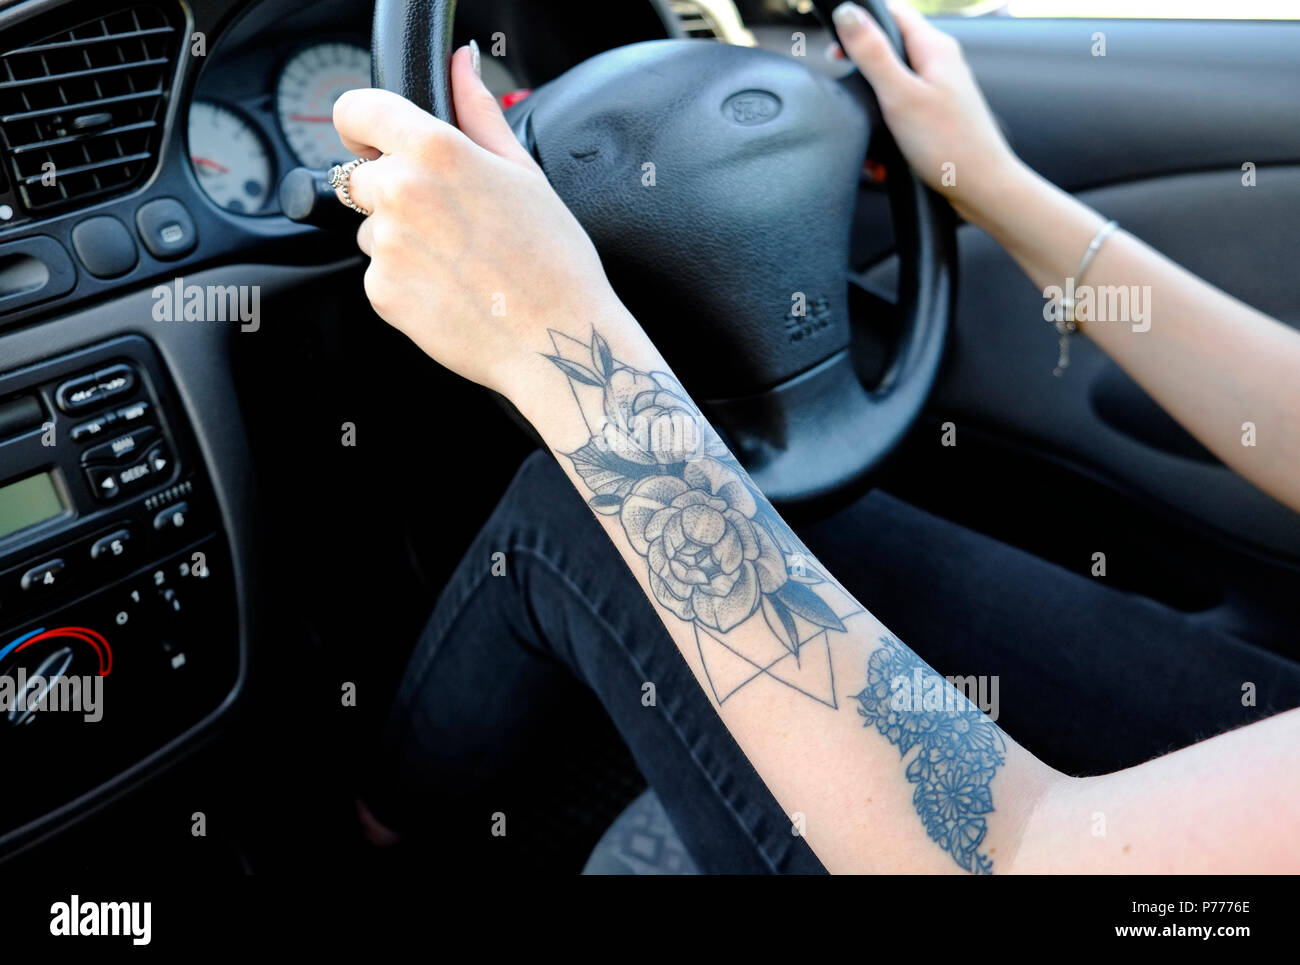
[328,157,372,216]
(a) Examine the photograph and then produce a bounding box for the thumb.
[451,42,537,169]
[832,2,921,105]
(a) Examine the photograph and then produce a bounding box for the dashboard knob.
[278,167,362,230]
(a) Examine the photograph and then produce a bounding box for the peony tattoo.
[545,327,860,709]
[620,463,785,633]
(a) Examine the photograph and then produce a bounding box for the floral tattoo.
[545,327,861,708]
[545,327,1006,873]
[854,636,1006,874]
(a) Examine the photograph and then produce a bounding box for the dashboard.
[0,0,736,856]
[190,41,375,213]
[190,36,374,214]
[186,7,400,217]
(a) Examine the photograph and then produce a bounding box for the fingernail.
[470,39,481,78]
[832,2,870,32]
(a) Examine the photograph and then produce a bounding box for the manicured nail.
[832,2,871,32]
[470,39,481,78]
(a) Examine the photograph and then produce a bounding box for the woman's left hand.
[332,44,624,394]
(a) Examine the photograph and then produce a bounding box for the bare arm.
[841,0,1300,512]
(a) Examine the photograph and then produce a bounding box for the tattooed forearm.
[546,326,1006,873]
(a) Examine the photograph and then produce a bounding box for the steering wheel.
[371,0,955,511]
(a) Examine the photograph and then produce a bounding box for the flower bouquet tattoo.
[545,328,863,708]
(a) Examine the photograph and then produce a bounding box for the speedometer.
[188,101,272,213]
[276,42,371,168]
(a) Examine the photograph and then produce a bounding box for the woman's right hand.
[831,1,1027,228]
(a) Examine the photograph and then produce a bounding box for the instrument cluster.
[182,0,650,218]
[188,38,372,214]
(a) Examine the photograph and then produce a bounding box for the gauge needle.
[191,156,229,173]
[288,114,334,122]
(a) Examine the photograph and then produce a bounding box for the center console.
[0,334,239,843]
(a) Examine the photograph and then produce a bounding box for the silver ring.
[328,157,372,216]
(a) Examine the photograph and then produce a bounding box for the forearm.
[499,300,1059,873]
[974,162,1300,513]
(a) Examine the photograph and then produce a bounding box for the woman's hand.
[831,1,1027,227]
[332,44,624,393]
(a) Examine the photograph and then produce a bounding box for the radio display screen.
[0,471,66,540]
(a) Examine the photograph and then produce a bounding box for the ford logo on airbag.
[722,90,782,126]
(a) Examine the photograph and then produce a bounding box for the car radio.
[0,335,240,845]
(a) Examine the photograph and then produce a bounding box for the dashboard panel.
[186,2,375,218]
[0,0,679,855]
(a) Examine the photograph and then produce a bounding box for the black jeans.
[367,451,1300,873]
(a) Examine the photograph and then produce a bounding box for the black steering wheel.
[371,0,955,511]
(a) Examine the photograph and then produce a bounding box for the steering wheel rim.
[371,0,955,513]
[372,0,459,125]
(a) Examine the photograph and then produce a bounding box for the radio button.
[71,412,117,441]
[153,501,189,532]
[85,465,121,500]
[85,441,171,500]
[114,400,150,424]
[55,364,137,414]
[55,374,103,413]
[118,461,152,487]
[90,529,132,562]
[82,426,157,465]
[94,364,136,402]
[20,559,65,592]
[144,443,172,477]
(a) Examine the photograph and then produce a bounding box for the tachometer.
[276,42,371,168]
[188,101,273,214]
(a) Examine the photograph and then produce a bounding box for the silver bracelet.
[1053,219,1120,376]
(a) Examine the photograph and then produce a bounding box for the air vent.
[0,3,181,218]
[669,1,757,45]
[671,1,724,39]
